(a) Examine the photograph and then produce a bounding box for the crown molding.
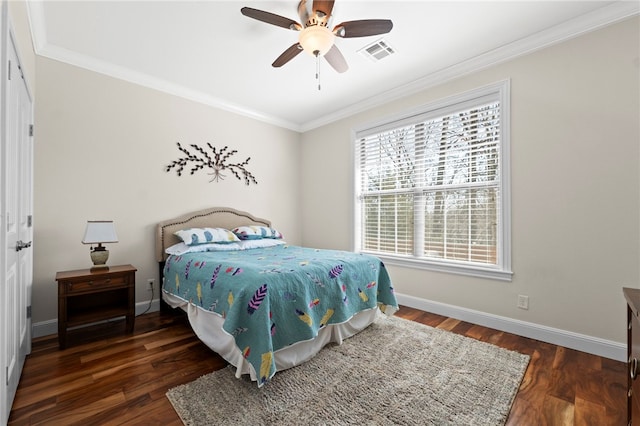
[26,1,302,132]
[299,1,639,132]
[40,43,303,131]
[27,1,638,134]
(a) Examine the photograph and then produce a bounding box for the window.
[354,81,512,280]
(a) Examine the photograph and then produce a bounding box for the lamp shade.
[82,221,118,244]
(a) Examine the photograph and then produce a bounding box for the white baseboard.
[395,293,626,362]
[135,298,161,317]
[32,299,161,339]
[32,319,57,339]
[34,294,625,362]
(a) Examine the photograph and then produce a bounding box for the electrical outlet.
[517,295,529,310]
[147,278,155,291]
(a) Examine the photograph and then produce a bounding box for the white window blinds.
[354,82,511,279]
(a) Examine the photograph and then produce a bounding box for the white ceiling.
[27,1,639,132]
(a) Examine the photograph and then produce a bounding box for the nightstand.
[55,264,137,349]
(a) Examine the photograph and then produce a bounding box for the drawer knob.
[630,356,638,380]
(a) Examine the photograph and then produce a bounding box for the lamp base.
[90,248,110,268]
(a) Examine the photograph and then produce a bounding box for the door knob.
[15,240,32,251]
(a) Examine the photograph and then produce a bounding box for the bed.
[156,207,398,386]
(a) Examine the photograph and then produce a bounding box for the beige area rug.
[166,314,529,426]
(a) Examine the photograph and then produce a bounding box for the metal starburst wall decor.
[166,142,258,185]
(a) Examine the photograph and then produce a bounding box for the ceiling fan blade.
[333,19,393,38]
[324,44,348,73]
[313,0,335,19]
[272,43,303,68]
[241,7,302,31]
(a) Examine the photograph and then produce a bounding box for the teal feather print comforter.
[163,244,397,385]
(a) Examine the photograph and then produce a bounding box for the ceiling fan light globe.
[299,25,335,56]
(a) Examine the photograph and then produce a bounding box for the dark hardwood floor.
[8,306,626,425]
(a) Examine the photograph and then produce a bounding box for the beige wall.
[300,17,640,345]
[18,0,640,351]
[33,57,301,323]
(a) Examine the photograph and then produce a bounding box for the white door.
[3,28,33,423]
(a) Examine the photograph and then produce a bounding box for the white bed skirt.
[162,290,380,382]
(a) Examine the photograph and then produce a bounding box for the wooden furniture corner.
[624,287,640,425]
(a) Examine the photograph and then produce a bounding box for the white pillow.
[165,241,243,255]
[165,239,286,255]
[237,239,286,249]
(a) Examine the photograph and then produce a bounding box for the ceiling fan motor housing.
[298,0,332,28]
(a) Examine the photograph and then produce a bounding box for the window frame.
[352,80,512,281]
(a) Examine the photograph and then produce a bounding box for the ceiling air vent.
[358,39,396,62]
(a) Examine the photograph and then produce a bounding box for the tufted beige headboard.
[155,207,271,262]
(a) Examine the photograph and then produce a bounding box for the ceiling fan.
[240,0,393,74]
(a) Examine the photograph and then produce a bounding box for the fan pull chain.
[315,50,321,91]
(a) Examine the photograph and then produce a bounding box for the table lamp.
[82,220,118,268]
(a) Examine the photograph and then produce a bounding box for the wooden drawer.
[63,275,127,294]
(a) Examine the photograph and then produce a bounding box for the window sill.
[363,252,513,282]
